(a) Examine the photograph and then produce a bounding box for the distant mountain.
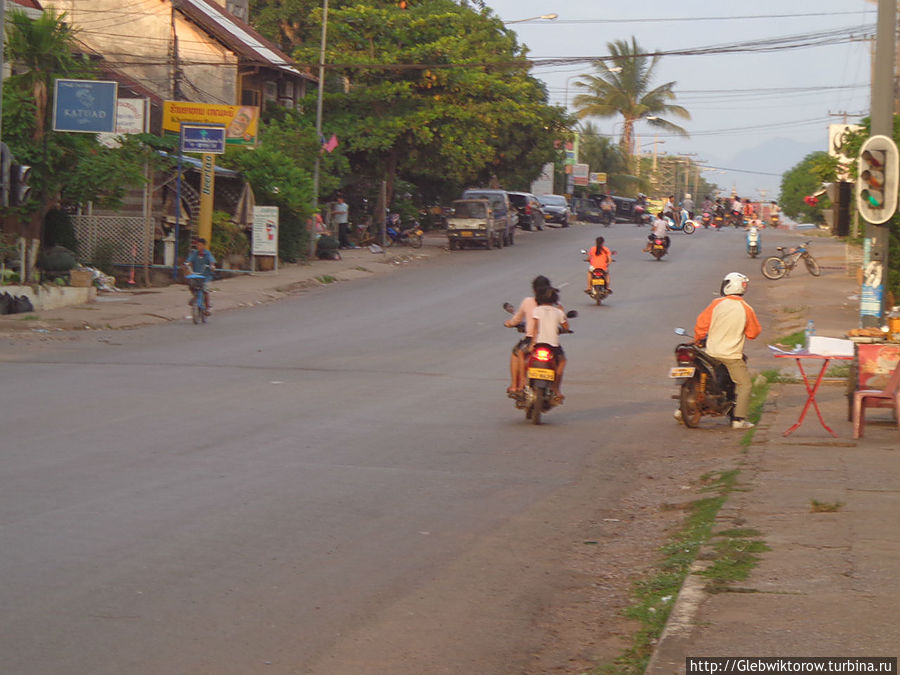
[703,137,823,200]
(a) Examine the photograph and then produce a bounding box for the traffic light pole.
[860,0,896,327]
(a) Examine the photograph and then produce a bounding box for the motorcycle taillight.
[534,347,552,362]
[525,204,532,214]
[675,347,695,363]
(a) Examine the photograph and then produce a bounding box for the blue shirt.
[186,249,215,280]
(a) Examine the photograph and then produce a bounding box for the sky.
[487,0,877,199]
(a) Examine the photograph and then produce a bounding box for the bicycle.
[761,240,820,280]
[185,269,211,324]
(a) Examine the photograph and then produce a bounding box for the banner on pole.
[163,101,259,147]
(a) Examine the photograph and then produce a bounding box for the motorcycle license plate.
[669,366,696,378]
[591,278,606,286]
[527,367,556,381]
[461,231,473,237]
[415,229,423,236]
[544,214,552,220]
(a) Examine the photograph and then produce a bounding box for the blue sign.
[53,79,118,133]
[181,124,227,154]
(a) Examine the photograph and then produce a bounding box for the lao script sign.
[53,79,118,133]
[181,124,227,154]
[252,206,279,256]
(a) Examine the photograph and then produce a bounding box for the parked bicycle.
[761,240,820,280]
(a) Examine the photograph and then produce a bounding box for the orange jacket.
[695,295,761,360]
[588,245,612,270]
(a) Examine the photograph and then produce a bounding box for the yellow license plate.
[591,278,606,285]
[527,367,556,381]
[415,230,423,236]
[544,214,552,220]
[669,367,696,378]
[461,231,473,237]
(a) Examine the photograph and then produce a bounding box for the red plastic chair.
[852,362,900,439]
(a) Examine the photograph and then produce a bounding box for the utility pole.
[310,0,329,258]
[860,0,896,327]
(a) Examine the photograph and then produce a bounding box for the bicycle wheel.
[761,256,786,280]
[192,295,201,324]
[804,254,821,276]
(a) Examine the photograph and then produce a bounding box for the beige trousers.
[718,357,752,419]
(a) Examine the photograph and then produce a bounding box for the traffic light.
[9,164,32,206]
[856,134,899,224]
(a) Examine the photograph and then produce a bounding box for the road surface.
[0,223,766,674]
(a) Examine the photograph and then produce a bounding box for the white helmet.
[721,272,749,296]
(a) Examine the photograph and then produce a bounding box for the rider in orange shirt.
[584,236,615,294]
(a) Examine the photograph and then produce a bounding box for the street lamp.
[504,13,558,24]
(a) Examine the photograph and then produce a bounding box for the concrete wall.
[4,285,96,311]
[42,0,238,105]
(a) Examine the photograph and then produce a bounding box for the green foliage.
[209,211,248,261]
[94,239,117,275]
[279,0,569,206]
[779,151,830,224]
[42,209,79,252]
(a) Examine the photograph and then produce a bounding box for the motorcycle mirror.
[566,310,578,318]
[503,302,515,314]
[674,327,688,336]
[580,249,587,254]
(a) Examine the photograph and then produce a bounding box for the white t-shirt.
[531,305,566,346]
[652,218,668,237]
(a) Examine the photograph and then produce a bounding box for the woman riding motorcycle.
[584,236,614,294]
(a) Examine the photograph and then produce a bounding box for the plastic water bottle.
[805,319,815,350]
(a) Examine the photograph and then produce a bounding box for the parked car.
[570,197,602,223]
[537,194,570,227]
[461,189,517,245]
[446,199,503,250]
[508,192,545,231]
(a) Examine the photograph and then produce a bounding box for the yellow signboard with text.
[163,101,259,147]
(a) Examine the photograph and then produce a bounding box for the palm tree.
[572,37,690,169]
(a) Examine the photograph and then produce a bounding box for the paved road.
[0,224,762,674]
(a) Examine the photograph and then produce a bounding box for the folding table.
[773,353,854,437]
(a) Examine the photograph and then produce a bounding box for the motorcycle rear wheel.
[683,222,695,234]
[530,390,543,425]
[761,256,786,280]
[410,234,423,249]
[680,379,703,428]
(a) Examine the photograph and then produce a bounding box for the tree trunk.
[373,149,399,231]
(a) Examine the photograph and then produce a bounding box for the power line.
[546,10,874,25]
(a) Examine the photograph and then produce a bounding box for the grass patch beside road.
[592,471,739,675]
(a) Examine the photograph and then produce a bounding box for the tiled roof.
[9,0,43,9]
[176,0,315,81]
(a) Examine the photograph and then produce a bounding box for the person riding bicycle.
[584,236,614,294]
[184,237,216,315]
[600,194,615,225]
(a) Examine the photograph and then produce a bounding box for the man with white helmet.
[693,272,761,429]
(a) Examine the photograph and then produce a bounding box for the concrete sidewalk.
[649,234,900,671]
[0,236,449,333]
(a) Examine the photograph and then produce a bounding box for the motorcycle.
[581,249,613,305]
[648,236,668,260]
[664,210,695,234]
[701,211,712,228]
[746,225,761,258]
[503,303,577,424]
[633,203,651,226]
[769,213,780,228]
[385,214,424,248]
[670,328,738,427]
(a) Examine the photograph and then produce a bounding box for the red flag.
[323,134,339,153]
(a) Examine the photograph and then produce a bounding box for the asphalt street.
[0,223,766,674]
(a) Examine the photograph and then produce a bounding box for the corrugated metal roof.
[176,0,314,81]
